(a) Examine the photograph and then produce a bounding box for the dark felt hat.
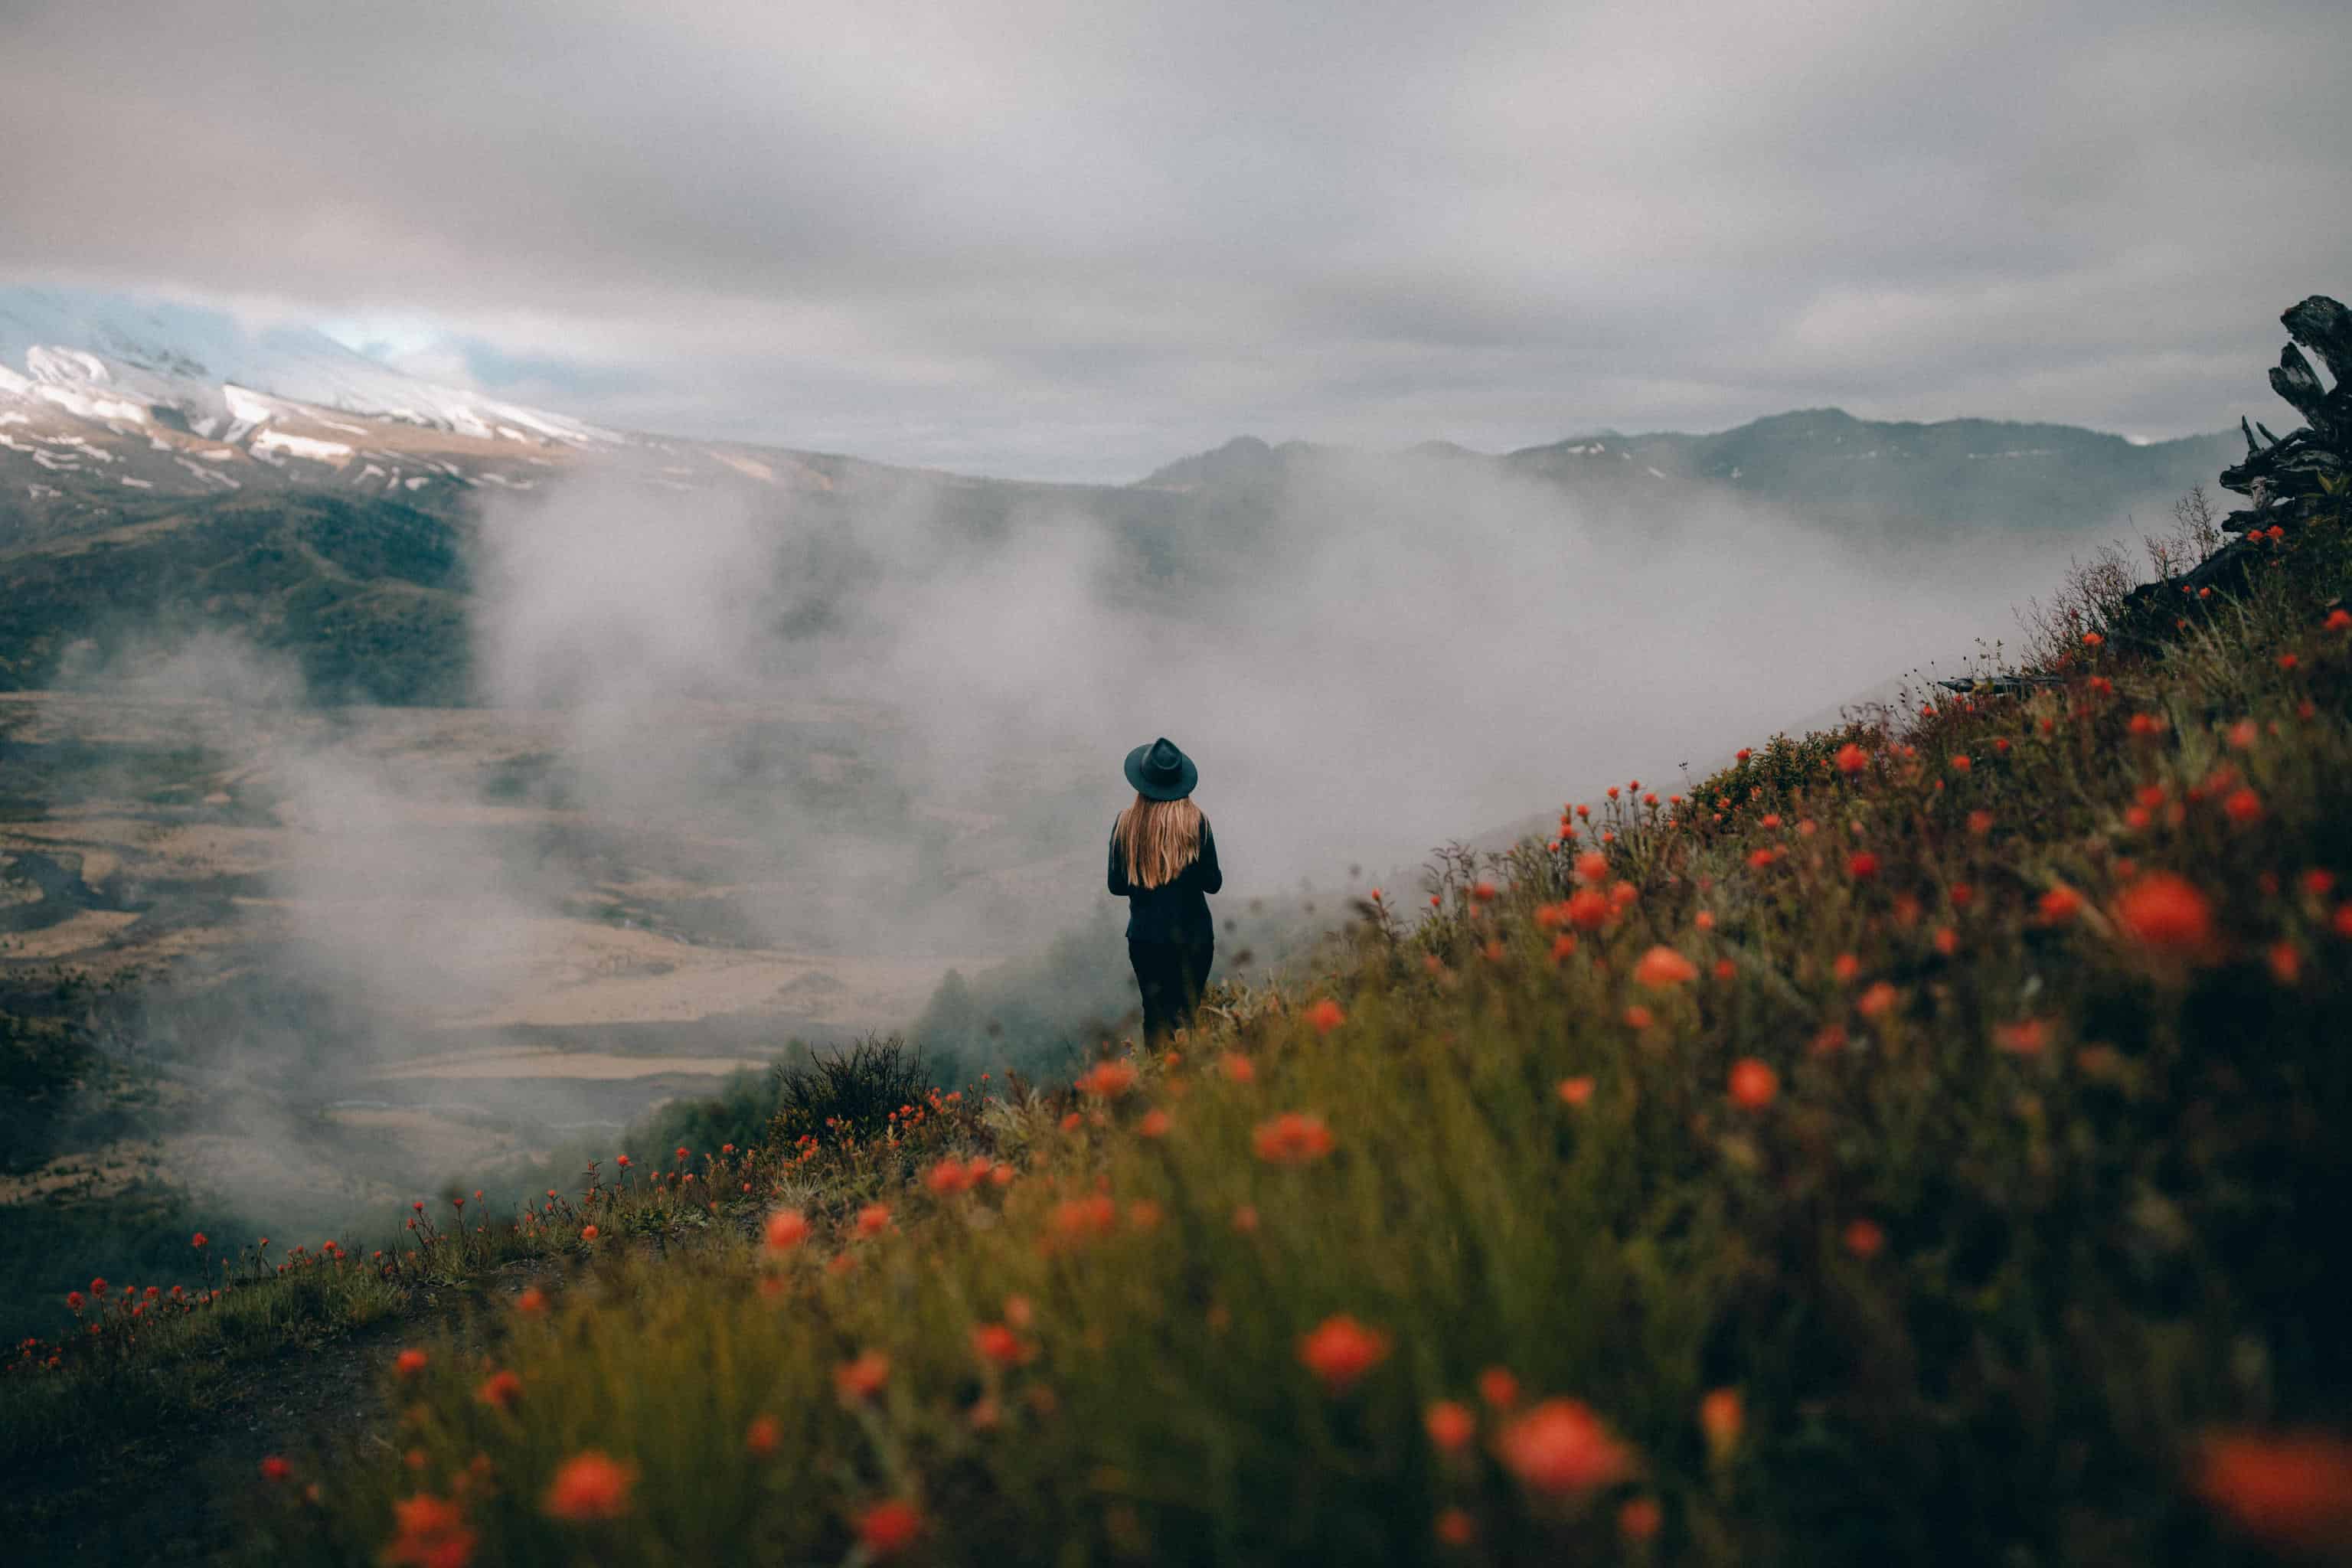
[1124,736,1198,801]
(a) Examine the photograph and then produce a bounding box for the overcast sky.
[2,0,2346,482]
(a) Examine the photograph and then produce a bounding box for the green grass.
[11,499,2352,1566]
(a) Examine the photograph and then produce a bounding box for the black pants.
[1129,939,1213,1046]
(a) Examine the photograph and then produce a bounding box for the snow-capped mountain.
[0,286,672,529]
[0,286,613,446]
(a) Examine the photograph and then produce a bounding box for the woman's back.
[1107,808,1222,944]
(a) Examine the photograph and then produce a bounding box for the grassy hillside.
[5,482,2349,1565]
[0,492,472,704]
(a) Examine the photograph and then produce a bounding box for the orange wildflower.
[1699,1387,1743,1460]
[972,1323,1030,1366]
[1435,1508,1476,1546]
[515,1286,548,1315]
[542,1452,635,1521]
[1727,1058,1779,1110]
[1138,1108,1172,1138]
[1550,933,1579,962]
[1995,1019,2047,1056]
[1632,945,1697,988]
[475,1369,523,1413]
[1623,1004,1655,1029]
[2269,942,2302,985]
[1218,1052,1256,1084]
[855,1498,926,1558]
[394,1348,430,1379]
[579,1224,598,1241]
[2037,885,2082,924]
[1298,1314,1391,1393]
[1074,1060,1136,1098]
[2223,787,2263,824]
[1425,1400,1476,1452]
[1478,1366,1521,1410]
[1843,1217,1886,1258]
[1847,851,1879,880]
[1565,888,1612,929]
[764,1209,811,1253]
[1834,743,1869,775]
[835,1351,890,1402]
[1496,1399,1634,1494]
[854,1203,892,1239]
[1575,851,1609,884]
[2192,1429,2352,1555]
[1831,952,1860,983]
[1557,1076,1596,1107]
[925,1158,975,1196]
[382,1494,475,1568]
[1619,1494,1664,1542]
[746,1415,781,1456]
[1857,982,1899,1019]
[1303,998,1346,1034]
[260,1455,293,1482]
[1254,1112,1335,1165]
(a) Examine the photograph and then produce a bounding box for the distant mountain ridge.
[1136,410,2233,537]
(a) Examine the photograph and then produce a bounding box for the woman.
[1108,736,1221,1046]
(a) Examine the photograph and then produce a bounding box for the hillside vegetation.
[5,476,2350,1565]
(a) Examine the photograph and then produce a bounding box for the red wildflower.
[1619,1495,1664,1542]
[1254,1112,1335,1165]
[1632,945,1698,988]
[395,1348,430,1379]
[1074,1060,1136,1098]
[542,1452,635,1521]
[1550,933,1579,961]
[1623,1004,1655,1029]
[1565,888,1612,929]
[1843,1218,1886,1258]
[1470,880,1498,903]
[835,1351,891,1402]
[2223,787,2263,824]
[2328,609,2352,632]
[925,1158,974,1196]
[1298,1314,1391,1392]
[1557,1076,1595,1107]
[1434,1507,1476,1546]
[1831,952,1860,983]
[1138,1108,1172,1138]
[1575,851,1609,884]
[383,1494,475,1568]
[764,1210,811,1253]
[1995,1019,2047,1056]
[2037,885,2083,924]
[2115,872,2216,956]
[746,1415,781,1456]
[1303,998,1346,1034]
[1426,1400,1476,1452]
[1857,981,1900,1019]
[1728,1058,1779,1110]
[1834,743,1869,776]
[515,1287,548,1316]
[854,1203,892,1239]
[972,1323,1030,1366]
[1950,753,1973,770]
[856,1499,925,1558]
[260,1455,293,1482]
[475,1370,523,1412]
[2192,1429,2352,1555]
[1496,1399,1634,1494]
[1219,1052,1256,1083]
[580,1224,599,1241]
[1478,1366,1521,1410]
[191,1232,207,1250]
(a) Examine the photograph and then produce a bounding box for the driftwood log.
[2218,294,2350,534]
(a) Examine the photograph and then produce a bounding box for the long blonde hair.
[1116,793,1204,889]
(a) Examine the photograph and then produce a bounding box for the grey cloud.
[2,0,2347,478]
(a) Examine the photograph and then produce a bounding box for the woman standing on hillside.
[1109,737,1221,1047]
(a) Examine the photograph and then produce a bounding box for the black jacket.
[1107,817,1221,944]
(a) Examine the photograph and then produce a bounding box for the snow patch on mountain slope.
[0,285,619,448]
